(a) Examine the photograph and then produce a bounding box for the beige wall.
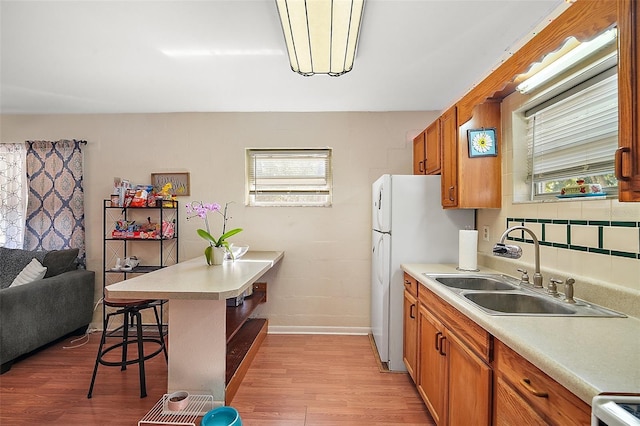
[476,93,640,315]
[5,108,636,326]
[0,111,438,332]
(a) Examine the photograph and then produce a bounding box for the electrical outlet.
[482,226,490,242]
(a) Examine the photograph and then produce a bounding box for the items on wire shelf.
[111,177,177,209]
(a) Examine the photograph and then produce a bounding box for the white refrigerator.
[371,174,474,371]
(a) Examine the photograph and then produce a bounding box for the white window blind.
[525,70,618,188]
[246,148,332,207]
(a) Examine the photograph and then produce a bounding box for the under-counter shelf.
[138,394,215,426]
[226,285,266,342]
[224,282,268,404]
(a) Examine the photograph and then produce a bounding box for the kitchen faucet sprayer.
[493,226,543,288]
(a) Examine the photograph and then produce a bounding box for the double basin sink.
[424,273,625,317]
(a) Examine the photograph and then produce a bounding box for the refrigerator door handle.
[372,234,386,286]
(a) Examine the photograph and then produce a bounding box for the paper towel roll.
[458,230,478,271]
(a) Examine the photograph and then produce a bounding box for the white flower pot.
[212,246,226,265]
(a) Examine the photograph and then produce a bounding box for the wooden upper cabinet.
[418,0,639,203]
[440,107,458,208]
[617,0,640,201]
[413,131,426,175]
[440,102,502,209]
[425,121,441,175]
[457,101,502,209]
[414,122,441,176]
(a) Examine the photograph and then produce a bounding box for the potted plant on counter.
[186,201,242,265]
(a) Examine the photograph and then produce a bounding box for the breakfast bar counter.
[106,251,284,404]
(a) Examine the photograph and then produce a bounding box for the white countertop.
[106,251,284,301]
[401,263,640,405]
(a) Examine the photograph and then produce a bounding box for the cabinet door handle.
[410,304,416,319]
[419,161,425,173]
[520,378,549,398]
[448,186,455,202]
[435,331,442,351]
[615,147,631,181]
[438,335,447,356]
[404,279,411,287]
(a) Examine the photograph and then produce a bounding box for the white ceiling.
[0,0,567,114]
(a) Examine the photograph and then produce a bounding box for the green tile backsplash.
[506,218,640,260]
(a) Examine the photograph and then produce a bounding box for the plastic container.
[200,406,242,426]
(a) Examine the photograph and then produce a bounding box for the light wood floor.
[0,332,434,425]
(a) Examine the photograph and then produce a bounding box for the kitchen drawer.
[419,285,491,363]
[403,273,418,298]
[494,340,590,426]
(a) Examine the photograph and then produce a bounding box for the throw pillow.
[10,258,47,287]
[43,248,79,278]
[0,247,48,289]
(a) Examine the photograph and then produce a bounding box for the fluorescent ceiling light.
[516,28,617,94]
[275,0,364,76]
[161,48,284,58]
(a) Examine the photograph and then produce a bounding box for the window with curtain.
[24,140,86,265]
[525,67,618,198]
[246,148,333,207]
[0,143,28,249]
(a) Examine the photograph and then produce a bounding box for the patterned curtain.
[24,140,86,266]
[0,143,28,249]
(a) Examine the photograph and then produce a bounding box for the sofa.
[0,247,95,373]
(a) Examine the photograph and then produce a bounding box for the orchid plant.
[185,201,242,265]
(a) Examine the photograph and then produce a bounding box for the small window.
[524,66,618,199]
[246,148,332,207]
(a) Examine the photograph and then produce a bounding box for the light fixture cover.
[516,28,617,94]
[276,0,364,76]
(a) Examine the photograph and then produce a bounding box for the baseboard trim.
[267,325,370,335]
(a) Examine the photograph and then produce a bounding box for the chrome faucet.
[493,226,543,288]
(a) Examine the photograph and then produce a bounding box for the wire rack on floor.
[138,394,215,426]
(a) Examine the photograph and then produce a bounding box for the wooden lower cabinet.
[417,305,448,424]
[494,375,547,426]
[403,288,419,381]
[416,288,492,426]
[447,331,492,426]
[493,340,591,426]
[405,276,592,426]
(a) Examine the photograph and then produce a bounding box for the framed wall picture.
[151,172,190,196]
[467,128,498,157]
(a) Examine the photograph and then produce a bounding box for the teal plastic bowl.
[201,406,242,426]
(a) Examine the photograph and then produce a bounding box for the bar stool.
[87,298,168,398]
